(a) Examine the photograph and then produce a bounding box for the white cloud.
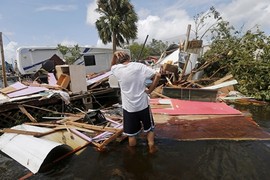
[60,39,78,46]
[35,4,77,12]
[136,8,151,19]
[86,1,193,45]
[96,39,112,48]
[86,0,270,47]
[137,7,192,44]
[219,0,270,33]
[86,0,100,26]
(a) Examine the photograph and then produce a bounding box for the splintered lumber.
[0,128,57,137]
[23,122,96,134]
[97,128,124,150]
[56,115,84,123]
[213,74,234,85]
[66,121,120,133]
[70,124,124,150]
[18,105,37,122]
[22,104,82,117]
[202,80,238,90]
[152,90,169,98]
[70,128,100,147]
[23,82,65,91]
[25,122,61,127]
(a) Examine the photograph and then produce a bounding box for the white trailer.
[15,46,130,75]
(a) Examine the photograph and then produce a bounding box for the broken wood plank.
[97,128,124,150]
[24,122,97,134]
[23,82,66,91]
[24,122,61,127]
[213,74,234,85]
[70,128,100,147]
[22,104,83,117]
[151,104,172,109]
[66,121,120,133]
[202,80,238,90]
[0,128,56,137]
[18,105,37,122]
[152,91,169,98]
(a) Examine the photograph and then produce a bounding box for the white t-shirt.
[111,62,156,112]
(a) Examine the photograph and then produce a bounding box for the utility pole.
[0,32,8,87]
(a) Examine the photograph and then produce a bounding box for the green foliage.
[201,21,270,100]
[127,42,150,61]
[95,0,138,51]
[57,44,81,65]
[147,39,168,56]
[127,38,168,60]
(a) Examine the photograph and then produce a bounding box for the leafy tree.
[127,42,150,61]
[192,6,222,40]
[147,39,168,56]
[201,21,270,100]
[95,0,138,52]
[57,44,81,65]
[127,38,169,61]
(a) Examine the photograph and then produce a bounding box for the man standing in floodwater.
[111,51,161,153]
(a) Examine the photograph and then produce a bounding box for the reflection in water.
[1,104,270,179]
[3,139,268,180]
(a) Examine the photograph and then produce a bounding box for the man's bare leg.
[128,136,137,146]
[147,131,157,153]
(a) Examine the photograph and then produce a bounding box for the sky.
[1,0,270,64]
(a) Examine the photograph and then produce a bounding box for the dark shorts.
[123,106,155,136]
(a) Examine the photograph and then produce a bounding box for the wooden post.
[18,105,38,122]
[184,24,191,52]
[0,32,8,87]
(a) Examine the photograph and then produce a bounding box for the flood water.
[1,103,270,180]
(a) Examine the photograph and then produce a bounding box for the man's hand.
[114,51,125,59]
[111,51,125,67]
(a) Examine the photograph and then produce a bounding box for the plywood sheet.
[0,82,27,94]
[150,98,241,115]
[7,86,48,98]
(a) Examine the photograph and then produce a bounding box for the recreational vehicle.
[15,46,130,75]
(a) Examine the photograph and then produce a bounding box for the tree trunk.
[112,32,117,53]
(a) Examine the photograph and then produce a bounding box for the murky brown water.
[1,103,270,180]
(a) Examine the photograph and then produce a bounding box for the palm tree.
[95,0,138,52]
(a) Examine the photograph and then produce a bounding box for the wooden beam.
[0,128,56,137]
[213,74,234,85]
[0,32,8,87]
[18,105,37,122]
[184,24,191,52]
[152,91,169,98]
[97,128,124,150]
[66,121,120,133]
[22,104,82,117]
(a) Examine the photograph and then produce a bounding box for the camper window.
[84,55,96,66]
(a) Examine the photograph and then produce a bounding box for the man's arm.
[145,72,161,94]
[111,52,118,67]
